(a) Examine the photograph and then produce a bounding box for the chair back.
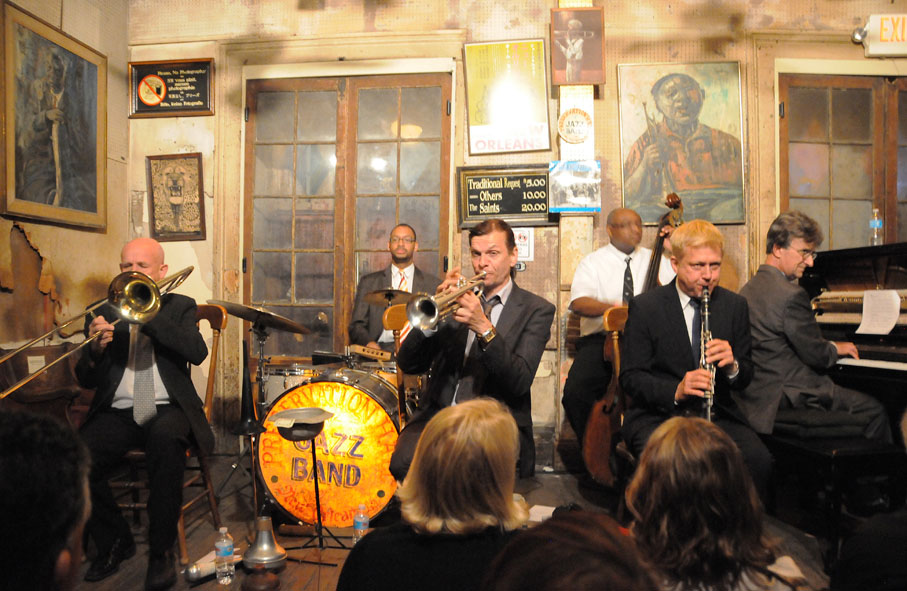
[382,303,409,424]
[196,304,228,421]
[602,305,628,376]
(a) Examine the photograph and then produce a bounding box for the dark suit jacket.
[348,265,441,346]
[396,282,555,430]
[75,293,214,454]
[619,280,753,445]
[736,265,839,433]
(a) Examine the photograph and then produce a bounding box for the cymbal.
[207,299,310,335]
[364,289,412,306]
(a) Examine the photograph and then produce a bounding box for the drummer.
[348,224,441,353]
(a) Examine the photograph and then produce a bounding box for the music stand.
[269,408,349,566]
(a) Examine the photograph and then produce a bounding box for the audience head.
[626,417,775,590]
[670,220,724,299]
[480,511,658,591]
[397,398,527,534]
[0,411,90,591]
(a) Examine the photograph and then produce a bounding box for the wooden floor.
[79,454,832,591]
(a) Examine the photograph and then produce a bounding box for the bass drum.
[257,368,400,528]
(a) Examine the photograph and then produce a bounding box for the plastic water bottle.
[214,526,235,585]
[353,504,369,544]
[870,207,883,246]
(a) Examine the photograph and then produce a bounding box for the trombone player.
[388,219,556,481]
[76,238,210,591]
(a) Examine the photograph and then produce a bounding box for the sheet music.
[856,289,901,335]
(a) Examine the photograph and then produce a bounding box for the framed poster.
[464,39,550,155]
[129,58,214,118]
[146,153,206,241]
[1,3,107,229]
[550,7,605,86]
[618,61,744,224]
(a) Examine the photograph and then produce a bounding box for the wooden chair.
[382,303,409,426]
[111,303,227,565]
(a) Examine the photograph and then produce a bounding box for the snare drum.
[261,362,320,403]
[358,361,397,387]
[256,368,400,527]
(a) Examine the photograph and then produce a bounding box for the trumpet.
[700,286,716,422]
[406,271,487,331]
[0,266,193,399]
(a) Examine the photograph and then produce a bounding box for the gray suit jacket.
[348,265,441,346]
[736,264,839,433]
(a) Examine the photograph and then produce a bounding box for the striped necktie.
[132,329,157,425]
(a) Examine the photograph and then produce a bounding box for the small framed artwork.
[1,3,107,229]
[146,153,206,241]
[550,7,605,86]
[463,39,551,155]
[618,61,745,224]
[128,58,214,118]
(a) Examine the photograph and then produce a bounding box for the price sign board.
[129,59,214,118]
[457,165,551,227]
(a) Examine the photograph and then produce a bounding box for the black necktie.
[455,294,501,404]
[690,298,701,367]
[622,257,634,303]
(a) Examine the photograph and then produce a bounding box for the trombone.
[0,266,194,400]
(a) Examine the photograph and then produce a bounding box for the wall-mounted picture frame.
[550,7,605,86]
[1,3,107,229]
[463,39,551,156]
[128,58,214,118]
[146,152,206,242]
[457,164,551,228]
[618,61,745,224]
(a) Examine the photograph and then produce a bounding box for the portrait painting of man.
[618,62,745,224]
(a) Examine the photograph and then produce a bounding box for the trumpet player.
[76,238,210,590]
[389,219,555,481]
[619,220,772,500]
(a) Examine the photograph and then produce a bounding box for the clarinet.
[700,287,716,422]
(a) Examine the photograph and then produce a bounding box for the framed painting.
[1,3,107,229]
[618,61,745,224]
[463,39,551,155]
[550,7,605,86]
[146,153,206,242]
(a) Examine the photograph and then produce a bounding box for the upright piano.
[800,242,907,443]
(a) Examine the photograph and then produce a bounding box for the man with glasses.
[349,224,441,353]
[620,220,771,499]
[736,211,890,441]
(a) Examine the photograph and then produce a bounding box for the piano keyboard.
[836,357,907,372]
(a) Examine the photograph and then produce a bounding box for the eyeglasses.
[390,236,415,245]
[793,248,817,260]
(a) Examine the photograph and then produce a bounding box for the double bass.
[581,194,683,486]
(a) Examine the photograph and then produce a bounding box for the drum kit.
[208,291,416,565]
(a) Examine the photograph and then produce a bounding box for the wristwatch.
[478,326,497,349]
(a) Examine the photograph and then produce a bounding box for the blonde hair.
[397,398,528,534]
[671,219,724,261]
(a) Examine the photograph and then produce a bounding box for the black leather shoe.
[145,550,177,591]
[84,536,136,582]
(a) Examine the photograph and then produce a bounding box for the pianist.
[736,211,891,442]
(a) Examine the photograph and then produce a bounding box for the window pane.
[830,145,872,199]
[356,196,396,250]
[789,198,829,250]
[831,88,871,143]
[789,143,829,197]
[256,92,295,142]
[294,198,334,250]
[899,92,907,145]
[899,203,907,242]
[831,199,871,249]
[295,253,333,303]
[899,146,907,202]
[399,196,439,249]
[789,87,828,142]
[357,252,391,282]
[296,144,336,196]
[356,143,397,194]
[400,142,440,193]
[358,88,398,140]
[297,91,337,142]
[252,252,291,302]
[262,306,332,358]
[414,251,439,279]
[253,198,292,249]
[254,145,294,196]
[402,87,441,138]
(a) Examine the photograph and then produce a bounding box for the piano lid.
[799,242,907,300]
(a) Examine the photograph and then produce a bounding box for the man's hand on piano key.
[834,341,860,359]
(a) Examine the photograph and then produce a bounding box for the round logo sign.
[557,108,593,144]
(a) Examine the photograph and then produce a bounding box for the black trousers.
[80,405,190,556]
[561,334,612,442]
